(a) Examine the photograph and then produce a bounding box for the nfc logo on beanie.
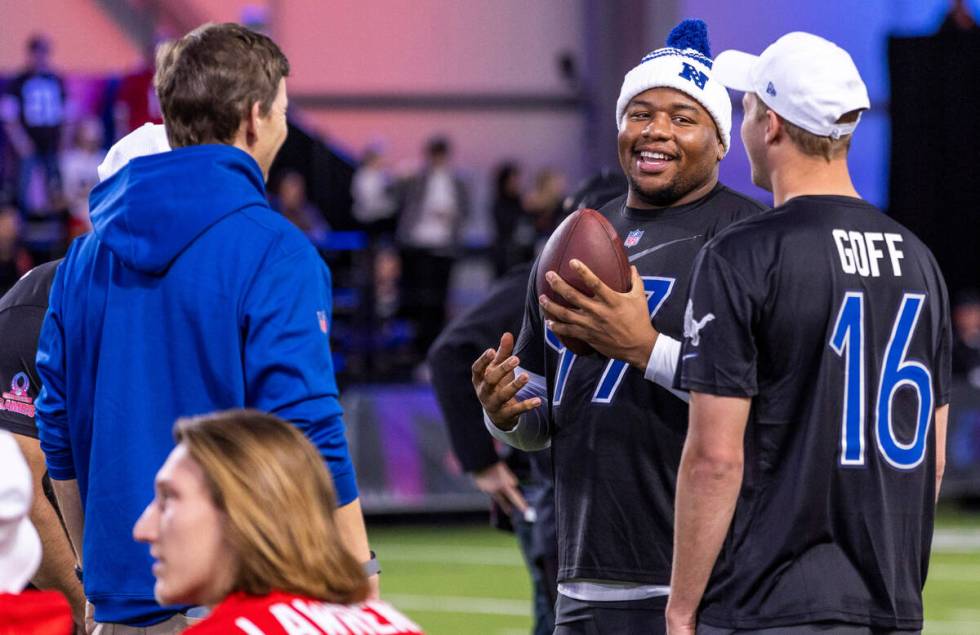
[678,62,708,89]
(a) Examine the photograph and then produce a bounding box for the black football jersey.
[0,260,61,439]
[6,71,66,153]
[515,184,765,585]
[678,196,952,630]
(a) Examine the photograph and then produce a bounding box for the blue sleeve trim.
[44,453,77,481]
[331,466,359,506]
[35,263,75,481]
[286,405,359,504]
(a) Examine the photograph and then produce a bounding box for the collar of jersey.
[621,182,724,220]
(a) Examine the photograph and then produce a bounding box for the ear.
[715,134,725,162]
[244,100,262,146]
[764,110,780,145]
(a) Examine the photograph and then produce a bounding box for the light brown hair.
[154,23,289,148]
[750,93,861,162]
[173,410,368,603]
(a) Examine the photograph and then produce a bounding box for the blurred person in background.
[0,203,33,295]
[560,169,627,215]
[352,142,403,375]
[0,430,73,634]
[523,168,567,242]
[491,161,536,278]
[35,24,374,633]
[113,42,165,139]
[373,245,401,322]
[395,135,471,366]
[60,117,106,238]
[271,170,330,245]
[938,0,978,33]
[21,180,69,265]
[1,34,68,213]
[352,143,397,239]
[952,289,980,386]
[134,410,422,635]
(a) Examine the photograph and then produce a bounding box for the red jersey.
[115,67,163,133]
[185,591,424,635]
[0,590,73,635]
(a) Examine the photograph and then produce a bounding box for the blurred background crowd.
[0,25,579,386]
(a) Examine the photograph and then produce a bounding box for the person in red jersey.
[133,410,422,635]
[0,430,73,635]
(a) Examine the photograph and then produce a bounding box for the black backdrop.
[889,31,980,298]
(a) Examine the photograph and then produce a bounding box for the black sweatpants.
[554,594,667,635]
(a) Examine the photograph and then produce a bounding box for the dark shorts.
[554,594,666,635]
[697,623,920,635]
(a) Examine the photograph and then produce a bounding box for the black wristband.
[362,550,381,576]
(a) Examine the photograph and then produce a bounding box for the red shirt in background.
[115,67,163,134]
[0,590,73,635]
[185,591,424,635]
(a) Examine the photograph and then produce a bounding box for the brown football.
[536,208,631,355]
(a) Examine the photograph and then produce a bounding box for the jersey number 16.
[829,292,934,470]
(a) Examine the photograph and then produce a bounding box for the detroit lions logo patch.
[684,299,715,347]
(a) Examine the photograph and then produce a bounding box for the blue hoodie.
[35,145,358,626]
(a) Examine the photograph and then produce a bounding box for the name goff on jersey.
[832,229,904,277]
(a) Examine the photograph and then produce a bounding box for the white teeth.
[639,151,670,161]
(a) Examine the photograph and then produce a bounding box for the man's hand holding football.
[471,332,543,431]
[540,260,659,368]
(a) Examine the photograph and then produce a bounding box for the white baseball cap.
[97,123,171,182]
[713,32,870,139]
[0,431,41,592]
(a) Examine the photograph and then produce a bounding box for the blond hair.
[174,410,368,603]
[750,93,861,162]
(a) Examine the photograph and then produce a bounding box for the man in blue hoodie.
[34,23,374,632]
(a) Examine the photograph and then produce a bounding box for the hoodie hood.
[90,144,268,274]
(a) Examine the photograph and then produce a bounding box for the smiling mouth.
[635,150,676,174]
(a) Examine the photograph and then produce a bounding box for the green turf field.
[370,523,533,634]
[923,510,980,634]
[369,512,980,635]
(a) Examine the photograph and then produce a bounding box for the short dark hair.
[494,161,520,197]
[426,136,451,159]
[27,35,50,54]
[154,23,289,148]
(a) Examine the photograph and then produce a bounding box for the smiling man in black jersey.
[472,19,766,635]
[668,32,951,635]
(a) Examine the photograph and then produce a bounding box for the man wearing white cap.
[475,19,765,633]
[668,32,951,634]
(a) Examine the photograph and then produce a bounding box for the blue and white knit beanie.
[616,19,732,155]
